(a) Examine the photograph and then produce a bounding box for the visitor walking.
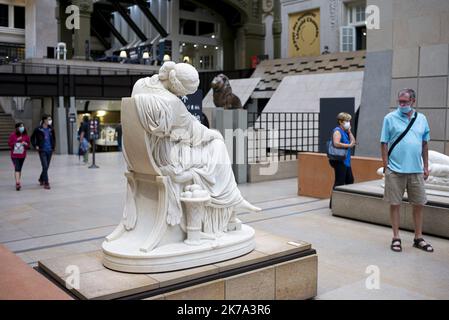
[31,114,56,190]
[78,115,90,164]
[8,122,31,191]
[116,122,122,152]
[381,88,433,253]
[329,112,356,188]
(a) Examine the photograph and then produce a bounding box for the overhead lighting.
[200,59,203,63]
[204,45,207,48]
[142,52,150,59]
[193,44,198,48]
[97,110,107,117]
[363,31,367,36]
[119,50,127,58]
[215,46,219,50]
[182,43,186,46]
[211,35,215,39]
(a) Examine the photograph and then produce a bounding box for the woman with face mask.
[8,122,31,191]
[31,114,56,190]
[329,112,356,206]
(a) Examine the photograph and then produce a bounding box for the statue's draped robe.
[131,75,243,233]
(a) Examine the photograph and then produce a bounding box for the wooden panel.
[0,245,71,300]
[297,152,383,198]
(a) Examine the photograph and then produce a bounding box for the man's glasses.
[398,100,411,106]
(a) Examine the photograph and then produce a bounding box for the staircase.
[0,108,15,150]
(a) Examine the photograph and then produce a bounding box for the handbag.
[326,139,347,161]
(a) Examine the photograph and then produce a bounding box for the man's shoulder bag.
[387,112,418,157]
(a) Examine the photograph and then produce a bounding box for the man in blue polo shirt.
[380,88,433,253]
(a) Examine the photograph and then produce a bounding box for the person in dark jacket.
[31,114,56,190]
[8,122,31,191]
[78,115,90,163]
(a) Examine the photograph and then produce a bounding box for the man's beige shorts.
[384,168,427,205]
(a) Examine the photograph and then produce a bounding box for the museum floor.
[0,151,448,300]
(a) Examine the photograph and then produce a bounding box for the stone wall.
[356,0,449,157]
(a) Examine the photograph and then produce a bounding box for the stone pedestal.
[38,231,318,300]
[54,96,68,154]
[213,108,248,184]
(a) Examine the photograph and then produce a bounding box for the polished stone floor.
[1,151,448,299]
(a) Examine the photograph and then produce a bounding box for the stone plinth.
[38,231,317,300]
[331,180,449,238]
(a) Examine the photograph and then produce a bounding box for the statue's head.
[211,74,229,91]
[159,61,199,96]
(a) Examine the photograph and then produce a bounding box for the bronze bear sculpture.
[211,74,243,109]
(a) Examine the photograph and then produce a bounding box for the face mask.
[398,106,411,114]
[47,120,53,126]
[343,121,351,130]
[18,127,24,133]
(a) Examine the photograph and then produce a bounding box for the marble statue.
[377,150,449,192]
[102,62,261,273]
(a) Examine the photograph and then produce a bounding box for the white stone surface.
[263,71,364,113]
[202,78,261,109]
[376,150,449,192]
[102,63,260,273]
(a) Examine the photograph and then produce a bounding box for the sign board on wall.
[180,89,203,122]
[288,9,320,57]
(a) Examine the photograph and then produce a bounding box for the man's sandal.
[413,238,434,253]
[391,238,402,252]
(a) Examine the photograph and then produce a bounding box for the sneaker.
[16,183,21,191]
[44,183,51,190]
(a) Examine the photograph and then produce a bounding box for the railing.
[0,61,254,99]
[0,62,153,76]
[247,112,320,164]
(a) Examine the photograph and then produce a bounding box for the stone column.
[25,0,37,58]
[54,96,68,154]
[71,0,93,60]
[272,0,282,59]
[25,0,58,58]
[55,0,74,59]
[240,0,265,68]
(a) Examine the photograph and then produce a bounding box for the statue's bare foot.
[236,199,261,212]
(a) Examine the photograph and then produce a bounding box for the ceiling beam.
[95,10,128,47]
[132,0,168,38]
[110,0,148,42]
[91,25,111,50]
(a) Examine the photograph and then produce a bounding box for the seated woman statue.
[131,61,260,234]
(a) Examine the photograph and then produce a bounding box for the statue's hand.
[173,171,193,183]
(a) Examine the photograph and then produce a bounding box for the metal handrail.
[247,111,320,163]
[0,61,156,76]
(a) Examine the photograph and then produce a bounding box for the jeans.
[39,151,52,184]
